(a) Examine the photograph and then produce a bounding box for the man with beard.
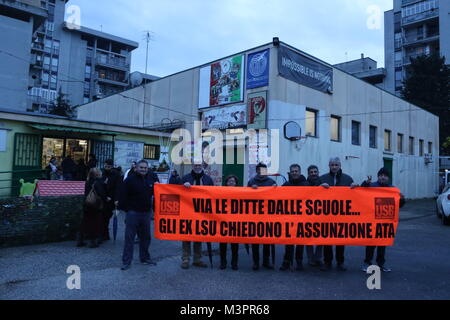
[280,164,309,271]
[248,163,277,271]
[181,163,214,269]
[101,159,122,241]
[319,157,358,272]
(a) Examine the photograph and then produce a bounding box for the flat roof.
[0,107,169,137]
[77,39,437,119]
[63,22,139,50]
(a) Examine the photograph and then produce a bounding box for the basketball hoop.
[294,136,308,151]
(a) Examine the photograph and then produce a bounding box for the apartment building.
[384,0,450,96]
[0,0,138,113]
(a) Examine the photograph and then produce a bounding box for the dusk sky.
[66,0,393,77]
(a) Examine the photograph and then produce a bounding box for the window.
[144,144,160,160]
[419,139,424,156]
[409,137,415,155]
[384,130,392,152]
[330,115,341,142]
[305,109,318,137]
[351,121,361,146]
[397,134,404,153]
[369,126,377,148]
[428,142,433,154]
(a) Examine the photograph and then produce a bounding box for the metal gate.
[12,133,43,196]
[91,140,114,169]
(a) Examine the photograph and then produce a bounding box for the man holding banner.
[280,164,309,271]
[361,168,406,273]
[180,164,214,269]
[319,157,358,272]
[247,163,277,271]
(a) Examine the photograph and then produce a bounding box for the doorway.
[383,158,394,184]
[222,145,244,186]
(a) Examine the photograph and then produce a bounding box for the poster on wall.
[278,46,333,94]
[247,91,267,130]
[114,140,144,171]
[199,55,245,109]
[247,49,270,89]
[201,104,247,130]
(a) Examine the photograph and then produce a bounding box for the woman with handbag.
[77,168,107,248]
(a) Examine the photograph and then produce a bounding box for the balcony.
[402,34,440,47]
[403,53,430,65]
[95,74,128,87]
[95,56,129,71]
[30,55,43,68]
[402,9,439,26]
[31,42,44,51]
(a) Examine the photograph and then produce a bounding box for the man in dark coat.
[101,159,122,241]
[319,157,358,272]
[306,165,321,186]
[280,164,309,271]
[87,154,97,170]
[180,164,214,269]
[361,168,405,273]
[119,160,160,270]
[248,163,277,271]
[61,155,76,181]
[305,165,323,266]
[168,169,182,185]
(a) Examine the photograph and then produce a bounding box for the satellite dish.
[130,72,143,87]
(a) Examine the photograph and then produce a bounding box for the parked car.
[436,184,450,226]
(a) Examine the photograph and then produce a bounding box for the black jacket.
[102,168,122,202]
[61,158,76,174]
[282,175,309,187]
[307,176,321,186]
[119,171,160,213]
[85,178,107,200]
[361,181,406,208]
[181,171,214,186]
[169,174,182,185]
[319,169,354,187]
[247,175,277,187]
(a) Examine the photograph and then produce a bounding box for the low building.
[76,40,440,199]
[0,108,168,197]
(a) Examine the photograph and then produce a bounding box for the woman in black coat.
[77,168,107,248]
[219,175,240,270]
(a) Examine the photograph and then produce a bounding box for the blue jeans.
[122,210,151,265]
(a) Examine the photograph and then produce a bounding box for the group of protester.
[77,156,405,274]
[46,154,98,181]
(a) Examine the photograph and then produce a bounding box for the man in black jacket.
[181,164,214,269]
[119,160,159,270]
[280,164,309,271]
[248,163,277,271]
[319,157,358,272]
[101,159,122,241]
[305,165,323,267]
[360,168,405,273]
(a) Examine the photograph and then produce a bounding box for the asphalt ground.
[0,199,449,300]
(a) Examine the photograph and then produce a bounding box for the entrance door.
[383,158,394,184]
[222,145,244,186]
[42,137,64,168]
[66,139,88,164]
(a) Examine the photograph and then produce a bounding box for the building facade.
[0,108,168,197]
[77,40,440,199]
[384,0,450,96]
[334,54,386,89]
[0,0,138,114]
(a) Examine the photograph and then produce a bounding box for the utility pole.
[142,31,154,127]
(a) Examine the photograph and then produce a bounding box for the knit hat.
[377,168,390,178]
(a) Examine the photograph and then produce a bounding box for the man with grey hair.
[319,157,358,272]
[181,163,214,269]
